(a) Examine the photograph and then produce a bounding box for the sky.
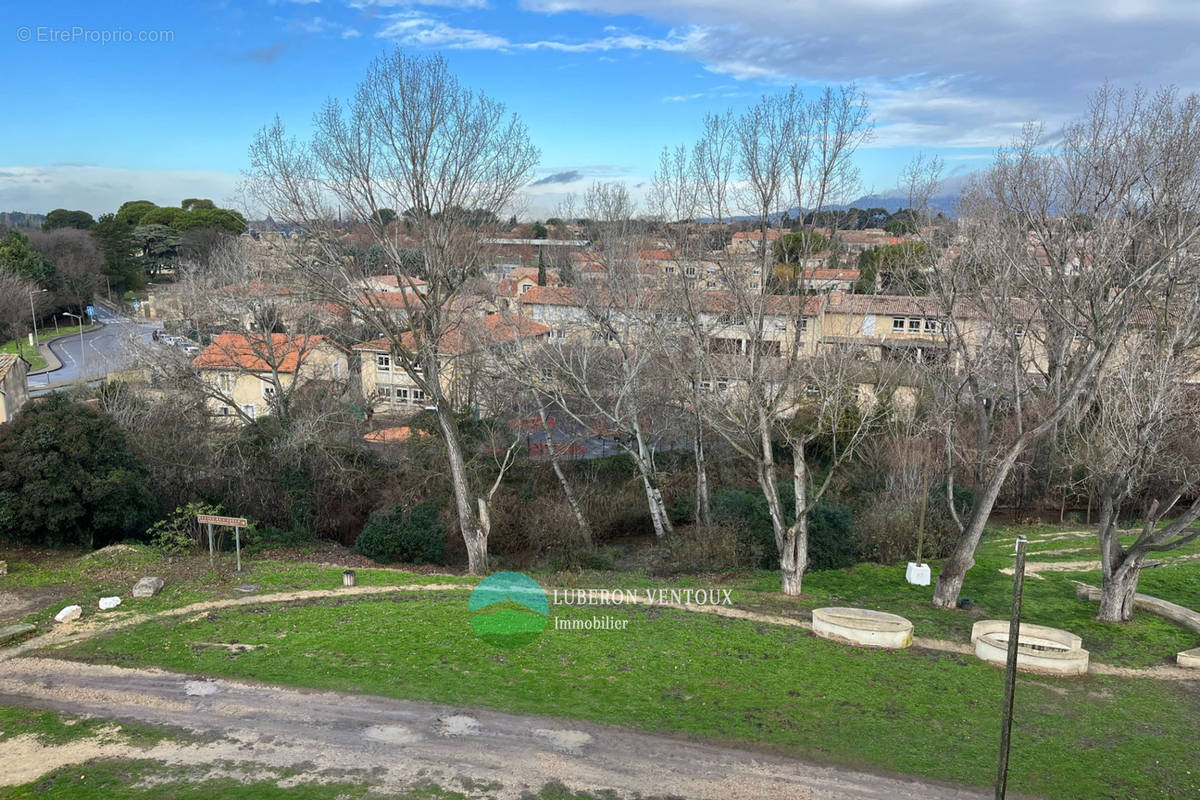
[2,0,1198,219]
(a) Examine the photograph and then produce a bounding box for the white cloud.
[509,0,1200,147]
[0,166,244,217]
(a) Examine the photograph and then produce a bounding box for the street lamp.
[29,289,47,383]
[62,311,86,376]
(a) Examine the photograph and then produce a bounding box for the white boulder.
[132,577,164,598]
[54,605,82,623]
[98,596,122,610]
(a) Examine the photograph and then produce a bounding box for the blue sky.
[3,0,1198,218]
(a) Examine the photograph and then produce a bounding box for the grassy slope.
[55,592,1200,800]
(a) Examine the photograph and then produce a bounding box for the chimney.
[829,290,844,307]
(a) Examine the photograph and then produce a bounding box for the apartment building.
[355,312,550,414]
[191,332,350,420]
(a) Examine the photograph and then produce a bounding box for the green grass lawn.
[53,592,1200,800]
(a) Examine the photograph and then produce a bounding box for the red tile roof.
[191,333,344,373]
[355,313,550,357]
[519,285,824,316]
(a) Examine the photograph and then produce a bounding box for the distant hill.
[0,211,46,229]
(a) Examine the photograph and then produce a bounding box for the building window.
[376,353,391,372]
[908,317,922,332]
[217,372,234,393]
[241,404,256,420]
[332,360,343,380]
[892,317,906,332]
[761,340,782,357]
[411,388,426,404]
[521,284,532,293]
[749,282,759,290]
[699,379,712,391]
[715,376,729,391]
[684,266,697,277]
[798,317,809,332]
[706,281,717,288]
[263,383,277,401]
[664,265,676,274]
[551,328,566,339]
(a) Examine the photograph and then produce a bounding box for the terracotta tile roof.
[732,230,781,240]
[0,353,26,382]
[803,268,860,281]
[191,333,344,373]
[364,426,430,443]
[354,312,550,357]
[520,285,824,316]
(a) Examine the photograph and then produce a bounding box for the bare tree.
[1066,284,1200,621]
[246,49,538,573]
[928,85,1200,608]
[671,86,876,595]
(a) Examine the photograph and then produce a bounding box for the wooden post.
[207,522,215,571]
[995,535,1027,800]
[235,527,242,572]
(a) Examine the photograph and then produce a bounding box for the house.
[355,312,550,414]
[727,229,781,255]
[0,355,29,424]
[191,333,350,421]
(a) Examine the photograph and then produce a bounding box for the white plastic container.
[905,562,931,586]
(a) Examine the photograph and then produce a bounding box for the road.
[26,304,157,390]
[0,656,990,800]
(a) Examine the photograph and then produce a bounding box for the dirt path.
[0,656,989,800]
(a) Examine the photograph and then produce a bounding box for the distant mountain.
[696,170,979,223]
[842,171,978,216]
[0,211,46,229]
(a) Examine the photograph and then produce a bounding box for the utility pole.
[995,535,1028,800]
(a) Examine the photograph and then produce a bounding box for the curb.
[26,321,104,377]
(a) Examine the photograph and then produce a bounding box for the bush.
[666,521,744,572]
[0,395,158,548]
[711,485,856,571]
[146,502,224,555]
[853,485,969,565]
[354,501,444,565]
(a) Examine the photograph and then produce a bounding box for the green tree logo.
[468,572,549,649]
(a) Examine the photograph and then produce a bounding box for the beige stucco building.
[191,332,350,421]
[0,355,29,424]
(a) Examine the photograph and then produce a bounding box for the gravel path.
[0,656,991,800]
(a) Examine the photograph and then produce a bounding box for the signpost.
[995,535,1028,800]
[197,514,249,572]
[85,305,95,318]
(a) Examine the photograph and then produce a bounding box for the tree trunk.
[1097,561,1142,623]
[434,397,488,574]
[780,516,808,596]
[932,443,1024,609]
[694,426,711,526]
[540,407,592,548]
[634,427,674,541]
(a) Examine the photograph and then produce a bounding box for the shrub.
[146,502,224,555]
[354,501,444,565]
[0,395,157,548]
[666,521,744,572]
[711,485,856,571]
[853,486,968,565]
